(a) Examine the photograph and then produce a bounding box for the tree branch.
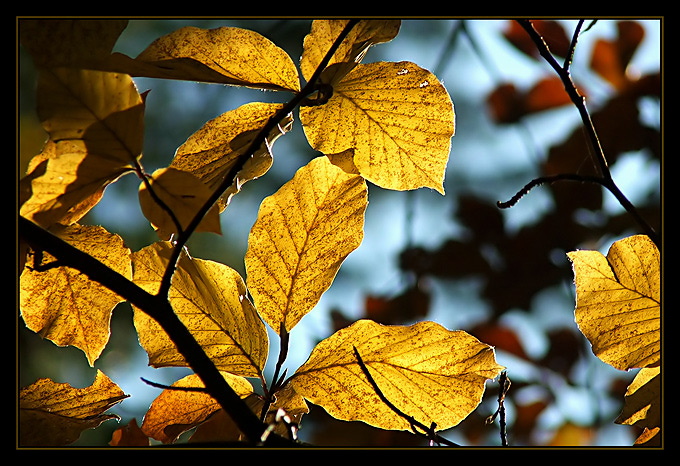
[19,216,293,446]
[504,20,659,246]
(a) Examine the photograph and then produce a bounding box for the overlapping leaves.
[18,19,485,447]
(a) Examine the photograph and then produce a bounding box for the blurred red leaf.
[470,322,527,360]
[590,20,645,90]
[503,20,571,59]
[487,77,575,124]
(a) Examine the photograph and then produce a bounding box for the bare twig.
[353,347,459,447]
[486,371,511,446]
[502,20,659,246]
[497,173,608,209]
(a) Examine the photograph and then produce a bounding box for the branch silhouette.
[19,19,361,447]
[500,19,659,247]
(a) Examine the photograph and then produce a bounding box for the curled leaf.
[131,26,300,91]
[171,102,293,212]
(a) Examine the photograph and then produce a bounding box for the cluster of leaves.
[19,19,509,447]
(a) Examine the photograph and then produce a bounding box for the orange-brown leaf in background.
[503,20,571,59]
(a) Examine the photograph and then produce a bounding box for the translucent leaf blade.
[19,224,132,366]
[132,242,268,377]
[289,319,504,431]
[245,156,368,334]
[568,234,660,371]
[300,61,454,193]
[133,26,300,92]
[138,167,222,240]
[171,102,293,212]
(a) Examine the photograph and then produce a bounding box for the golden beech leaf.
[300,19,401,85]
[141,373,253,444]
[289,319,504,432]
[20,67,143,228]
[568,235,660,371]
[19,223,132,366]
[245,156,368,334]
[171,102,293,212]
[126,26,300,92]
[19,370,128,446]
[132,242,268,377]
[138,167,222,240]
[615,366,660,433]
[300,61,454,193]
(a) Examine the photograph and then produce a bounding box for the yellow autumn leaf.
[300,61,454,193]
[289,319,504,432]
[244,156,368,334]
[300,19,401,85]
[141,372,253,444]
[568,234,660,371]
[138,167,221,240]
[19,223,132,366]
[20,67,143,228]
[615,366,660,431]
[132,242,268,378]
[125,26,300,92]
[171,102,293,212]
[19,370,128,446]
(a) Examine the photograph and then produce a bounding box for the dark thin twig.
[486,371,511,446]
[141,377,209,393]
[353,347,459,447]
[497,173,608,209]
[503,20,659,246]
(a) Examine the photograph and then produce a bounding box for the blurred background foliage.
[18,18,661,447]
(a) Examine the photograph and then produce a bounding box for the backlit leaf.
[129,26,300,92]
[141,372,253,444]
[138,167,222,240]
[289,319,504,431]
[132,242,268,377]
[300,61,454,193]
[20,68,143,228]
[245,156,368,334]
[567,234,660,371]
[300,19,400,85]
[171,102,293,212]
[19,370,127,446]
[19,223,132,366]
